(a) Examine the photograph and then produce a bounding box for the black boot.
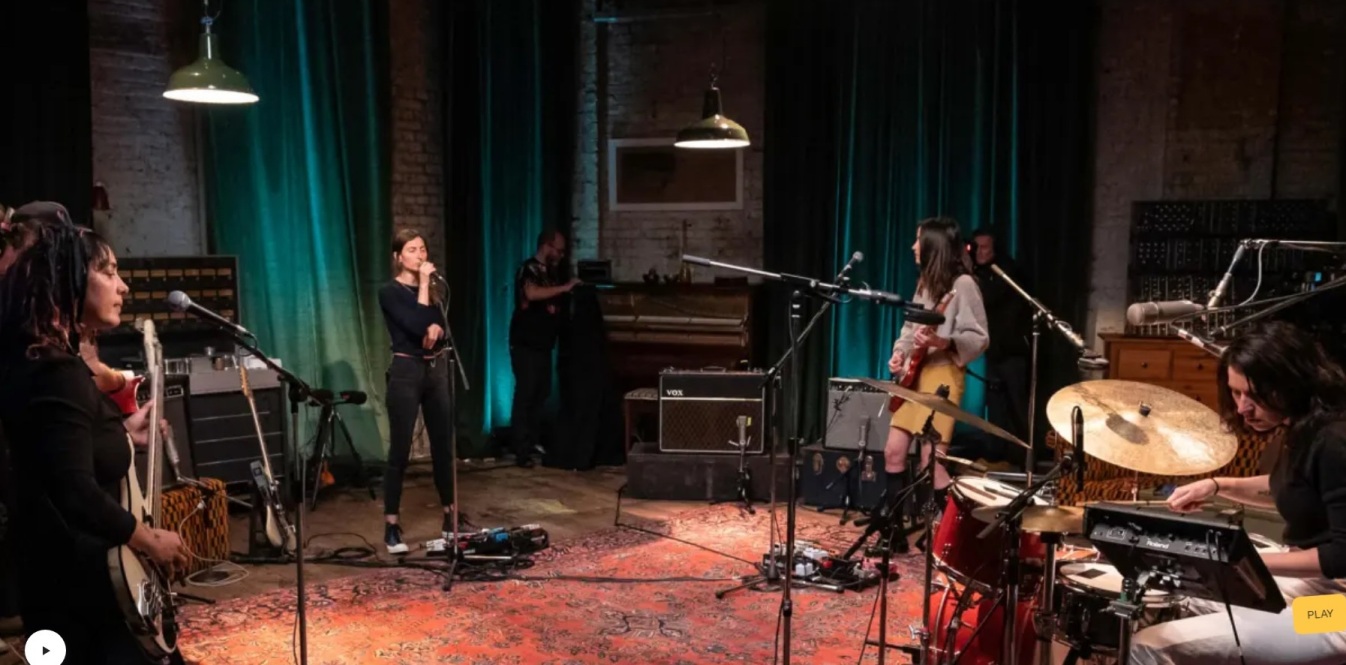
[881,473,910,554]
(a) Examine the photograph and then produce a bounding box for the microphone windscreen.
[166,290,191,312]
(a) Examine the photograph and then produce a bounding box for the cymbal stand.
[844,401,944,665]
[988,264,1106,484]
[974,451,1076,665]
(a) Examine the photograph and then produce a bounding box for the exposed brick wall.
[575,0,765,283]
[388,0,446,263]
[1087,0,1345,346]
[88,0,203,256]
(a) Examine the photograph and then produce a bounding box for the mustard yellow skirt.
[890,363,966,444]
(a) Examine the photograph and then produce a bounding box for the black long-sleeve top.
[1270,419,1346,578]
[0,348,138,616]
[379,280,448,356]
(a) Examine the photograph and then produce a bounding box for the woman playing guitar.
[0,219,187,663]
[883,217,988,552]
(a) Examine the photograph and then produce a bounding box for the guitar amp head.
[658,369,767,454]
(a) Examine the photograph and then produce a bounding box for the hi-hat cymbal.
[971,505,1085,535]
[1047,380,1236,477]
[857,378,1029,450]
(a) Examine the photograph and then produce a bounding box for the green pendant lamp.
[674,73,749,149]
[164,1,258,105]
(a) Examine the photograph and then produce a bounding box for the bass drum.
[927,583,1037,665]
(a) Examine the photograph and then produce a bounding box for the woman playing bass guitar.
[882,217,988,553]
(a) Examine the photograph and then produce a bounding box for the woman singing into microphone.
[377,229,459,554]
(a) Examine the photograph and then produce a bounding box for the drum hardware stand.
[711,415,755,514]
[843,402,944,665]
[681,251,916,665]
[1107,571,1166,665]
[988,264,1106,485]
[974,446,1078,665]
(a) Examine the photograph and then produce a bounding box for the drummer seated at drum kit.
[883,218,990,553]
[1128,321,1346,665]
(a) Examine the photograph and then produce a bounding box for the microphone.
[1125,299,1205,326]
[166,291,250,337]
[1077,353,1110,370]
[1174,328,1227,358]
[1072,405,1085,487]
[903,305,946,326]
[1207,241,1249,310]
[837,251,864,281]
[859,420,870,449]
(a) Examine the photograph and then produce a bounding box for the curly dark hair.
[0,221,115,357]
[1217,321,1346,460]
[915,216,972,301]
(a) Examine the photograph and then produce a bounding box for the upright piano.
[596,283,757,393]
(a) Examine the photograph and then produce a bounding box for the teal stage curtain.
[766,0,1097,449]
[442,0,578,448]
[200,0,393,464]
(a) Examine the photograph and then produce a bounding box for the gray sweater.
[892,274,990,369]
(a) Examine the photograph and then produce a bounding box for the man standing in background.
[508,229,580,467]
[969,228,1032,466]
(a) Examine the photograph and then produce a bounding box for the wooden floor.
[196,460,708,602]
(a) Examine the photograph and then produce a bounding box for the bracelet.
[1210,478,1221,495]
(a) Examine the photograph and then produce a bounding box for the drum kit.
[858,377,1256,665]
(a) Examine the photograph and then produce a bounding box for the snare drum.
[1054,562,1183,652]
[933,477,1049,589]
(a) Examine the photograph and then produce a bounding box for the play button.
[24,629,66,665]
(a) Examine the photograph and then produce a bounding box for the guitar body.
[108,449,175,658]
[108,319,177,659]
[889,290,958,413]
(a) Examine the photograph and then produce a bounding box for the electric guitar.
[240,363,295,553]
[888,290,957,412]
[108,318,177,659]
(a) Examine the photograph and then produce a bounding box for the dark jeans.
[383,355,455,515]
[509,345,552,458]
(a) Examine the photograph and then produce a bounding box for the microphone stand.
[989,265,1100,484]
[433,273,473,593]
[682,254,912,665]
[217,329,317,665]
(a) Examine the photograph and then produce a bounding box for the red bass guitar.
[888,289,957,412]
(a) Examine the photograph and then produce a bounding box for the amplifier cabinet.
[187,383,287,487]
[659,370,767,454]
[824,378,891,452]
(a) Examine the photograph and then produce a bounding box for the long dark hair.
[0,221,115,356]
[1217,321,1346,458]
[916,216,972,301]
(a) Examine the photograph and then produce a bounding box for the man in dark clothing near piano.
[969,228,1032,466]
[509,229,580,467]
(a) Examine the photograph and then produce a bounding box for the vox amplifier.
[659,370,767,454]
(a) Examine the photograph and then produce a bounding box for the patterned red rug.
[177,506,934,664]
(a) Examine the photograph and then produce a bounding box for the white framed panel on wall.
[607,138,744,212]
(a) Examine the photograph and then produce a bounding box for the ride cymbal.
[1046,380,1236,476]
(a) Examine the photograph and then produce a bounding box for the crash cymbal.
[972,504,1085,535]
[1047,380,1236,477]
[857,377,1030,450]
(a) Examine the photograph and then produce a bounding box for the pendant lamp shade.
[674,86,749,149]
[164,30,258,104]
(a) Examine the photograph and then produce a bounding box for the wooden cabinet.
[1100,334,1221,409]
